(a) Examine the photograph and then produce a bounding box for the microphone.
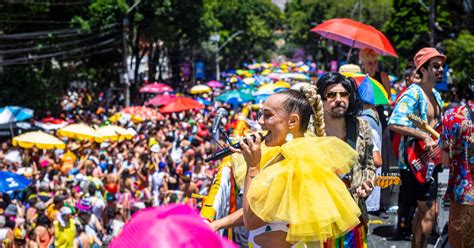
[211,108,228,135]
[204,133,265,162]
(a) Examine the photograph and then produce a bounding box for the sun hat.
[76,199,92,213]
[414,47,446,73]
[339,64,362,74]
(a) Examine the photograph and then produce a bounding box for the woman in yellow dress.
[229,86,362,247]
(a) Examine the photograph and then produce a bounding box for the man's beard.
[330,104,347,118]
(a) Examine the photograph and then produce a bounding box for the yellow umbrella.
[13,131,65,150]
[274,81,291,88]
[243,78,256,85]
[97,125,133,141]
[58,123,102,142]
[189,85,212,94]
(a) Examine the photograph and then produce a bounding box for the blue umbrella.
[0,171,31,192]
[216,90,255,107]
[0,106,34,125]
[195,97,211,106]
[255,94,271,103]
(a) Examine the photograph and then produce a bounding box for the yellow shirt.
[54,219,76,248]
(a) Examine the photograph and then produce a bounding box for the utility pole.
[212,30,244,81]
[122,17,131,107]
[429,0,436,46]
[358,0,362,21]
[122,0,141,107]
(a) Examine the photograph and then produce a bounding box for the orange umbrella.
[121,106,164,121]
[160,97,204,113]
[311,18,397,58]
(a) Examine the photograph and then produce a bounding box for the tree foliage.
[444,30,474,86]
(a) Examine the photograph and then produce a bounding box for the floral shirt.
[441,105,474,205]
[388,83,443,170]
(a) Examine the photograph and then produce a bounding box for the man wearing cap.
[389,47,445,248]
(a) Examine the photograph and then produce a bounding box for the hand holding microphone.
[229,133,263,169]
[204,132,265,163]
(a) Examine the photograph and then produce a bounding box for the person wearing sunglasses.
[317,72,376,247]
[388,47,445,248]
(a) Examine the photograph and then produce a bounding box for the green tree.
[444,30,474,86]
[202,0,284,69]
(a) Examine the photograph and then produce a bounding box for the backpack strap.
[346,117,358,150]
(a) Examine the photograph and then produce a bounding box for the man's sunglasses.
[325,91,350,99]
[431,63,443,70]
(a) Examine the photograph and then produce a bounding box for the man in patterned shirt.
[388,47,445,248]
[317,72,376,247]
[441,98,474,248]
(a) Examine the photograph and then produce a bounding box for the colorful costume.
[247,137,361,243]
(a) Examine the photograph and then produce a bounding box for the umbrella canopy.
[58,124,102,142]
[121,106,165,121]
[195,97,211,106]
[242,77,256,85]
[160,97,204,113]
[311,18,398,57]
[0,122,40,137]
[274,81,291,88]
[97,125,134,141]
[256,84,286,95]
[13,131,65,150]
[280,73,310,81]
[238,86,257,96]
[139,83,174,94]
[145,94,176,107]
[255,94,271,103]
[216,90,255,106]
[342,72,389,105]
[206,80,224,88]
[110,204,236,248]
[189,85,212,94]
[0,106,34,125]
[0,171,31,193]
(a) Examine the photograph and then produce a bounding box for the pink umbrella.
[206,80,224,88]
[145,94,176,107]
[110,204,237,248]
[139,82,174,94]
[160,97,204,114]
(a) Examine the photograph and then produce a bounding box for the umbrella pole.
[347,46,353,62]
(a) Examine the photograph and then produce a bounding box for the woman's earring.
[285,133,294,143]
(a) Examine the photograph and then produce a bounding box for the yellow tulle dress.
[246,136,361,243]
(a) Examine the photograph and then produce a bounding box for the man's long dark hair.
[316,72,362,119]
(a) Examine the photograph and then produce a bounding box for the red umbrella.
[121,106,164,121]
[160,97,204,113]
[139,82,174,94]
[145,94,176,107]
[311,18,398,58]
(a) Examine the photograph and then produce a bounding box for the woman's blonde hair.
[300,85,326,137]
[359,48,378,62]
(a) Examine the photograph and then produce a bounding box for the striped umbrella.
[342,72,389,105]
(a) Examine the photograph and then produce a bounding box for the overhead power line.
[0,37,120,66]
[2,47,118,66]
[0,23,119,40]
[4,0,92,6]
[0,28,120,56]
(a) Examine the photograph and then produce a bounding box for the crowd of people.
[0,46,472,248]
